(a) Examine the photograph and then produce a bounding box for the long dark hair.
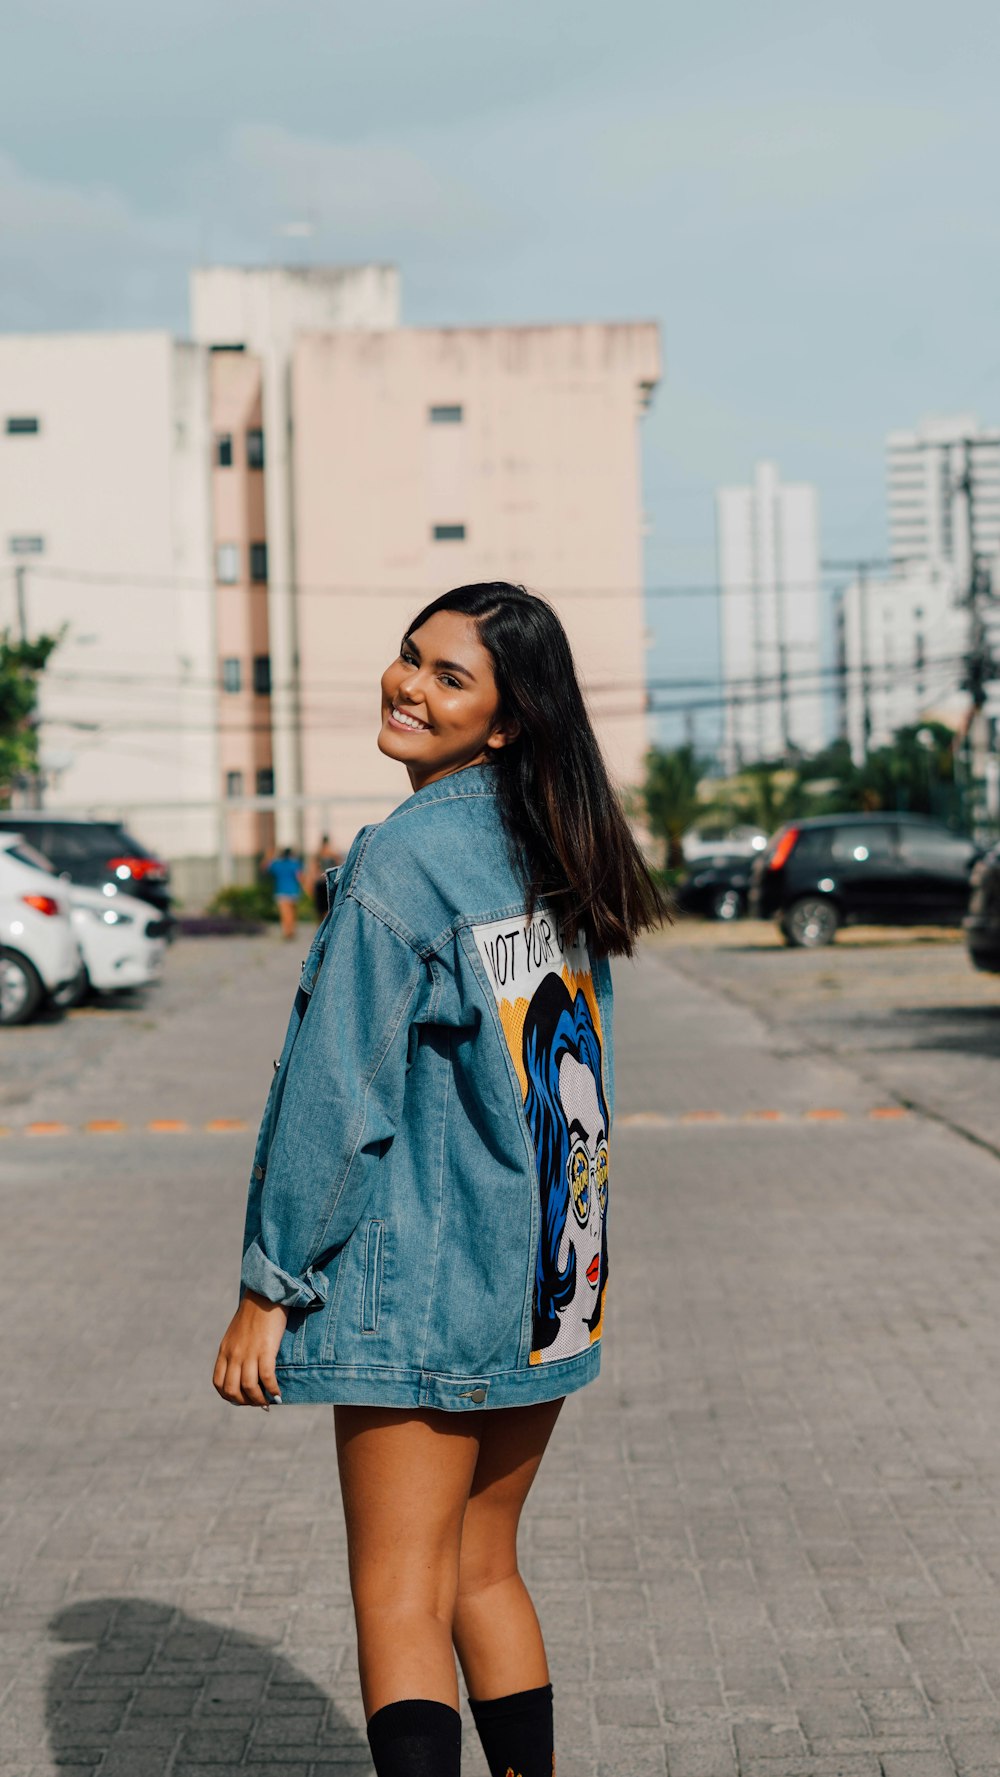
[406,582,661,956]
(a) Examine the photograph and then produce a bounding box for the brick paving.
[5,936,1000,1773]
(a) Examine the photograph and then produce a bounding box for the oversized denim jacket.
[241,762,615,1412]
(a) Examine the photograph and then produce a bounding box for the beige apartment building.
[1,266,660,899]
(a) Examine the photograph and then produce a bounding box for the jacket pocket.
[360,1219,384,1334]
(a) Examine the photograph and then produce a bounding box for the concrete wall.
[289,322,660,851]
[0,331,218,862]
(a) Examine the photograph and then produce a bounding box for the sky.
[3,0,999,746]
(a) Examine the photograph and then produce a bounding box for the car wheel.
[0,948,44,1026]
[711,887,745,922]
[782,896,840,949]
[51,967,90,1010]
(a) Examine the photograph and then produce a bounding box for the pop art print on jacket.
[472,910,609,1364]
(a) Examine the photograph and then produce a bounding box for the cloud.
[0,151,191,330]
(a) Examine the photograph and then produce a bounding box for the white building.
[838,415,1000,764]
[839,563,966,762]
[0,265,659,902]
[716,459,825,770]
[0,332,218,865]
[887,413,1000,583]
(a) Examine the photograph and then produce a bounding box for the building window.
[252,654,272,695]
[249,541,268,584]
[256,767,274,796]
[215,543,239,583]
[215,433,233,468]
[222,657,242,694]
[6,416,40,435]
[8,534,44,556]
[225,771,244,798]
[246,428,265,470]
[429,405,463,424]
[432,523,466,542]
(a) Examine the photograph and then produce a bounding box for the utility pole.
[822,557,891,759]
[14,563,28,642]
[955,438,994,831]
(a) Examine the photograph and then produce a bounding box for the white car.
[0,834,80,1025]
[65,879,168,999]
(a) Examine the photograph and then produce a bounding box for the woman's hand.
[213,1291,288,1408]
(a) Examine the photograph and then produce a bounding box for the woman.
[213,583,660,1777]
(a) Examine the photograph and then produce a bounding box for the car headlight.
[102,908,134,926]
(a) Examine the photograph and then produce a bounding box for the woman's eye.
[440,674,460,689]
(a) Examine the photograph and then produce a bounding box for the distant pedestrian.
[214,583,661,1777]
[310,833,341,920]
[263,846,304,940]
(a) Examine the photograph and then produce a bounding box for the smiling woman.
[212,582,661,1777]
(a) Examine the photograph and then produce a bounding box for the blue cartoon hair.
[522,972,610,1354]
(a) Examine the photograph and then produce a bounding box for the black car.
[0,815,173,918]
[964,845,1000,971]
[675,851,753,922]
[749,814,979,947]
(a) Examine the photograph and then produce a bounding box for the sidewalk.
[4,939,1000,1774]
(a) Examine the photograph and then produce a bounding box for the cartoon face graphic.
[522,970,609,1361]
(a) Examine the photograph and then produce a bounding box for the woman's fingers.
[240,1359,268,1409]
[258,1359,282,1405]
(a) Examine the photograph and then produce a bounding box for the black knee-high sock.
[469,1683,554,1777]
[366,1699,461,1777]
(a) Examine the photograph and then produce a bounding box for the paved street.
[6,923,1000,1775]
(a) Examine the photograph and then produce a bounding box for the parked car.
[749,814,980,948]
[964,844,1000,972]
[675,851,752,921]
[5,834,172,1006]
[0,815,173,920]
[0,835,80,1025]
[682,824,768,863]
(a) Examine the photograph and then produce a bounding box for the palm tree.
[644,745,706,870]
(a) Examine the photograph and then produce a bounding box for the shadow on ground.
[47,1598,370,1773]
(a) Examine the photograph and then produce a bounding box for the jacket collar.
[388,761,499,820]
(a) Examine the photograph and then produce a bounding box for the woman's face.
[555,1051,607,1333]
[378,611,516,790]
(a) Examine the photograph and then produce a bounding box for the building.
[838,563,966,762]
[837,415,1000,766]
[289,322,659,849]
[715,460,825,770]
[0,331,218,871]
[887,413,1000,581]
[0,267,660,899]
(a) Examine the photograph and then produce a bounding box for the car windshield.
[3,839,57,874]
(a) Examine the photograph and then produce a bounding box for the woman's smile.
[387,704,432,733]
[378,609,519,791]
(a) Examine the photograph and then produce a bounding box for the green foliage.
[644,744,709,868]
[0,631,60,799]
[207,882,279,923]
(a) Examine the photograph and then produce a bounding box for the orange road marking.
[679,1110,727,1123]
[147,1119,189,1133]
[742,1109,784,1121]
[85,1119,126,1134]
[204,1118,247,1133]
[804,1108,846,1121]
[25,1121,71,1136]
[869,1106,907,1119]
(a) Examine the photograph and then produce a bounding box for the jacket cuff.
[240,1240,329,1309]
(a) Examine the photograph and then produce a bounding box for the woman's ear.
[486,716,522,752]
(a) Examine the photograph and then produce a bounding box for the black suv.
[0,815,173,919]
[749,814,979,947]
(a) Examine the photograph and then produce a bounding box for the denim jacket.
[241,762,615,1411]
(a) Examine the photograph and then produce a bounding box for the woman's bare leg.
[453,1398,563,1699]
[335,1405,481,1717]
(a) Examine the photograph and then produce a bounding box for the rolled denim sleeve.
[241,892,425,1307]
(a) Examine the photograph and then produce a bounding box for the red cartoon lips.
[586,1254,601,1287]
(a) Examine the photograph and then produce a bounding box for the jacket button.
[468,1387,487,1404]
[253,1164,264,1180]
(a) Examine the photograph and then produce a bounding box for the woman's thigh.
[335,1406,482,1609]
[460,1398,564,1581]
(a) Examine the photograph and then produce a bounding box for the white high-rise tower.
[716,460,824,770]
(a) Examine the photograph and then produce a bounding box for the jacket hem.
[272,1340,602,1410]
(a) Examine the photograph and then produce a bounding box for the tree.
[0,632,60,802]
[644,744,707,869]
